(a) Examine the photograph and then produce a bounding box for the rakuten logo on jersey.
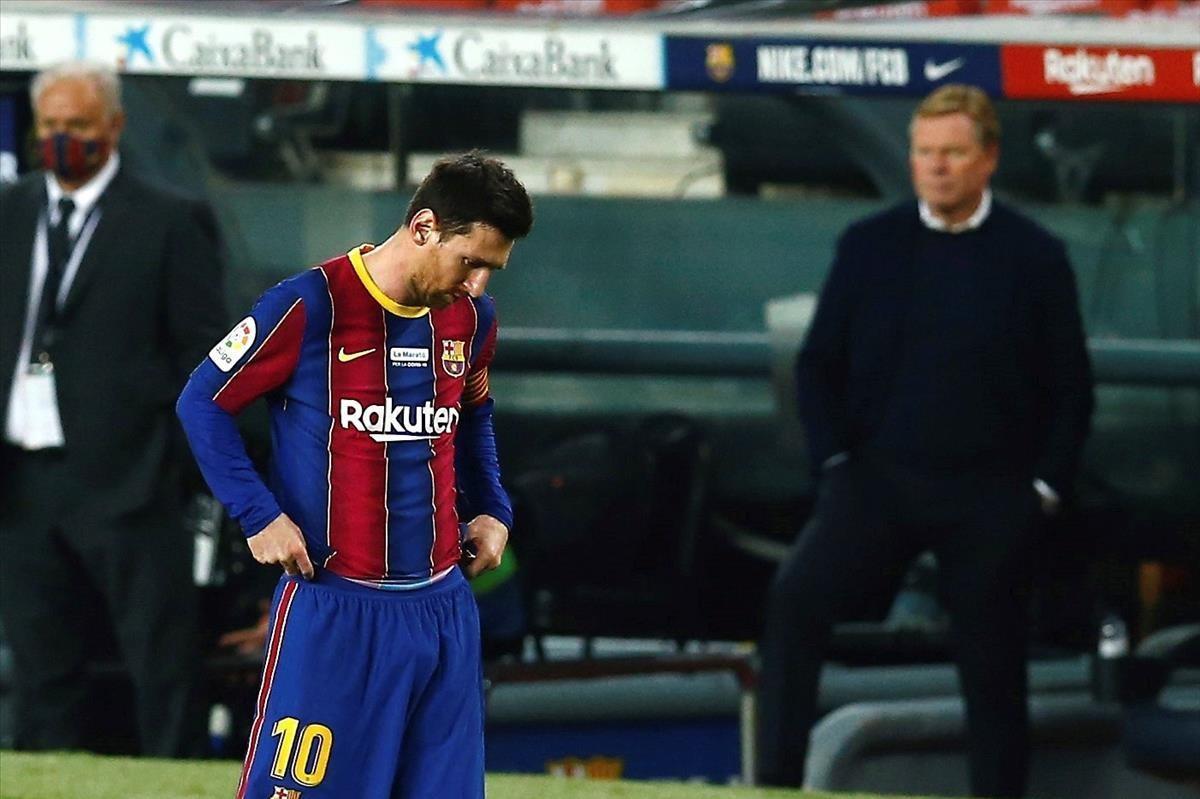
[339,398,459,442]
[1043,48,1155,95]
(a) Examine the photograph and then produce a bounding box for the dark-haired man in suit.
[757,85,1094,798]
[0,60,226,755]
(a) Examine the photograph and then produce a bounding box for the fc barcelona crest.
[706,43,735,83]
[441,340,466,377]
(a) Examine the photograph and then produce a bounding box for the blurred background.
[1,0,1197,796]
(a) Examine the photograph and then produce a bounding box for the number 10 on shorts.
[271,717,334,787]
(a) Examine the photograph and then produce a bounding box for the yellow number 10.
[270,717,334,787]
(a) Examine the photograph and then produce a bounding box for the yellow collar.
[348,246,429,318]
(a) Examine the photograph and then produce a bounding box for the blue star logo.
[117,24,154,65]
[408,30,445,74]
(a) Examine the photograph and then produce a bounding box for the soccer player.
[176,152,533,799]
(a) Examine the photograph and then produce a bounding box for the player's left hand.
[462,514,508,578]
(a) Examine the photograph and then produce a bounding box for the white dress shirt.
[918,188,992,234]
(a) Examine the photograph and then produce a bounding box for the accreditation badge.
[16,363,66,449]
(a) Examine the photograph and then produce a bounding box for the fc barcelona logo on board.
[706,43,735,83]
[441,340,466,377]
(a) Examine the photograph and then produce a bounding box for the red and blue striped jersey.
[178,247,511,588]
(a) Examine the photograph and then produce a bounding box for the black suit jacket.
[796,199,1094,496]
[0,165,227,520]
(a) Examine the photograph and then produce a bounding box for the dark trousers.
[0,448,202,756]
[756,454,1040,798]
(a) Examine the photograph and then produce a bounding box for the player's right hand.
[247,513,315,580]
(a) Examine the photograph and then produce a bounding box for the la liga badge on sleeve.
[209,316,257,373]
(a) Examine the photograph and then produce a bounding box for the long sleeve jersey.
[177,246,511,588]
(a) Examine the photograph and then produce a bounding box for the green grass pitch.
[0,752,935,799]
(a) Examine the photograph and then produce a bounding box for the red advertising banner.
[1002,44,1200,102]
[817,0,1200,17]
[986,0,1199,16]
[987,0,1138,15]
[815,1,982,20]
[358,0,665,13]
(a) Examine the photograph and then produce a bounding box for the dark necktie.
[32,197,76,362]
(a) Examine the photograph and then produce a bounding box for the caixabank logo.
[0,14,77,71]
[404,28,617,84]
[383,26,663,90]
[114,21,325,74]
[1003,44,1200,103]
[0,21,34,66]
[91,15,356,78]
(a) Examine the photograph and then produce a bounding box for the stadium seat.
[510,413,712,652]
[1121,623,1200,788]
[806,690,1199,799]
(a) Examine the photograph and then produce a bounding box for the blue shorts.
[235,568,483,799]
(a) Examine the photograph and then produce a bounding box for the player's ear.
[409,209,436,246]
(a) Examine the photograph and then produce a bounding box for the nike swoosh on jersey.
[338,347,377,363]
[924,58,965,82]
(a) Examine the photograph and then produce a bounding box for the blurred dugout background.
[0,0,1197,795]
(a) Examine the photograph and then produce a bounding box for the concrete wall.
[210,186,1200,514]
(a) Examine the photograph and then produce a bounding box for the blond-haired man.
[757,85,1093,798]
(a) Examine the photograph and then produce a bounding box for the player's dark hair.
[404,151,533,242]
